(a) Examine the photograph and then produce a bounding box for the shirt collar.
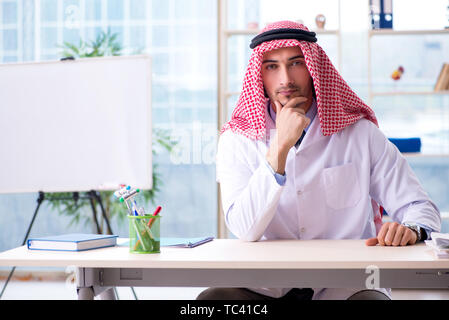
[267,98,317,132]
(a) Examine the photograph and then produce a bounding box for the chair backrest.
[388,137,421,153]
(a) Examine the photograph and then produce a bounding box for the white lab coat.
[216,105,441,300]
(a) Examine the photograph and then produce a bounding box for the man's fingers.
[377,223,389,246]
[392,225,406,246]
[400,229,412,246]
[283,96,308,110]
[304,116,311,127]
[370,222,418,247]
[405,228,418,245]
[384,223,399,246]
[365,237,378,246]
[274,100,282,114]
[377,222,417,246]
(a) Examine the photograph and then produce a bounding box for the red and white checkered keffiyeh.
[220,20,378,140]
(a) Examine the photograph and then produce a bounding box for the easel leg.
[88,191,102,234]
[131,287,138,300]
[0,266,16,299]
[92,191,113,235]
[0,192,45,299]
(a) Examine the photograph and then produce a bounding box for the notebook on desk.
[161,236,214,248]
[118,237,214,248]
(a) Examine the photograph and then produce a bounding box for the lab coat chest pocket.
[322,163,361,210]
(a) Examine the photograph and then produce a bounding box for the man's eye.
[266,64,277,70]
[292,60,304,66]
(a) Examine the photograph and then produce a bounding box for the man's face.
[261,46,314,113]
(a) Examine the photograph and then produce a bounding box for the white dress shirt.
[216,101,441,300]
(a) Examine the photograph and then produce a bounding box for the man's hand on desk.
[365,222,417,246]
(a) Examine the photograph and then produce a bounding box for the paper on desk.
[430,232,449,249]
[425,239,449,259]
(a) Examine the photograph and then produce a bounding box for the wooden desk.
[0,239,448,299]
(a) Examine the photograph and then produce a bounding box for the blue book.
[27,233,118,252]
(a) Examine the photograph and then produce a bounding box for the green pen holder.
[128,215,161,254]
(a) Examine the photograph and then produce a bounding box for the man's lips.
[278,89,297,96]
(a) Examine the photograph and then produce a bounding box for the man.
[197,21,441,300]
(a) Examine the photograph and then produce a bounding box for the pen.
[152,206,162,216]
[132,202,139,216]
[132,199,143,216]
[148,206,162,227]
[124,199,133,216]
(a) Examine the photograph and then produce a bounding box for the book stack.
[425,232,449,259]
[434,63,449,92]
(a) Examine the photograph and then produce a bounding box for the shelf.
[230,91,449,98]
[224,29,340,37]
[367,27,449,105]
[371,91,449,96]
[230,91,449,100]
[441,212,449,219]
[225,91,240,97]
[224,29,258,36]
[314,29,340,35]
[368,29,449,37]
[403,153,449,158]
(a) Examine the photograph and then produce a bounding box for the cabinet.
[367,29,449,103]
[367,28,449,158]
[365,1,449,220]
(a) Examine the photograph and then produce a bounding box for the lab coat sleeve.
[368,122,441,233]
[216,131,285,241]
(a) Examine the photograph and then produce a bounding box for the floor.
[0,279,206,300]
[1,279,448,300]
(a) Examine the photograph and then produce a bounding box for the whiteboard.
[0,55,152,193]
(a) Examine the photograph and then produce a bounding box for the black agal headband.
[249,28,317,49]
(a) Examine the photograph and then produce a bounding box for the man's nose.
[279,66,292,86]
